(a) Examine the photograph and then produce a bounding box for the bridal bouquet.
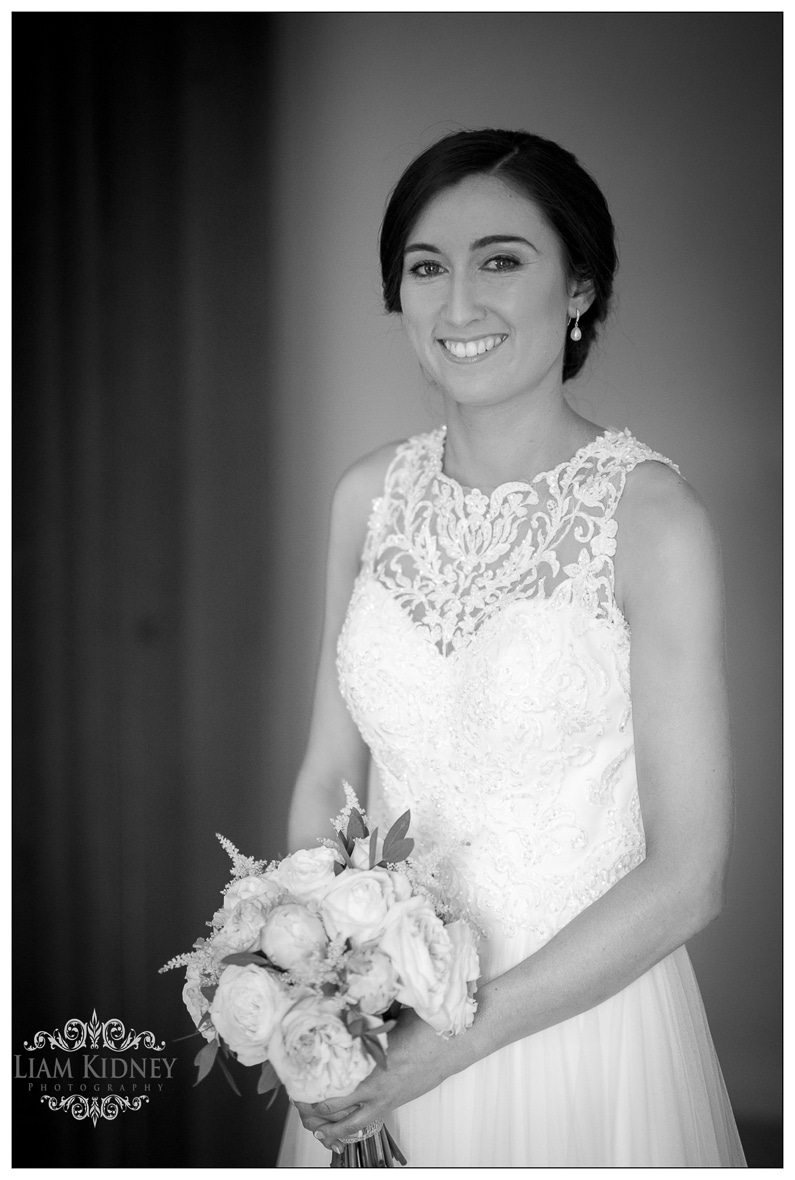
[160,786,480,1167]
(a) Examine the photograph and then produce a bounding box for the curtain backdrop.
[13,12,781,1167]
[14,14,291,1166]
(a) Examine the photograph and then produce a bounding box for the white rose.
[209,963,291,1066]
[379,896,452,1024]
[212,898,272,960]
[267,995,381,1103]
[320,868,411,946]
[260,903,329,969]
[224,873,282,912]
[344,948,399,1015]
[423,919,479,1036]
[349,835,385,870]
[274,846,341,902]
[182,963,215,1042]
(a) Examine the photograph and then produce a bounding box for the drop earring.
[569,310,582,342]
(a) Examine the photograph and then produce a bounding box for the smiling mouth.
[440,334,508,360]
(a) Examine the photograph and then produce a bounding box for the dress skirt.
[276,938,746,1168]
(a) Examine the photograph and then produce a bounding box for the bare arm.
[308,460,735,1143]
[286,443,398,851]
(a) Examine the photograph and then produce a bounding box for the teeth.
[443,335,506,359]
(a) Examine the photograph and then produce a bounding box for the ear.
[567,277,595,318]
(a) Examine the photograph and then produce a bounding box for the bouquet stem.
[329,1124,406,1168]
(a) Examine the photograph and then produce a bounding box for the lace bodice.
[337,428,678,943]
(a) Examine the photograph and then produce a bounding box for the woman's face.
[399,174,581,407]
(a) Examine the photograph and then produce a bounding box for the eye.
[407,260,445,279]
[482,254,521,272]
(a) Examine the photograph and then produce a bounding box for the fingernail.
[313,1131,325,1141]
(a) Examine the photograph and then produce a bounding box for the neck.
[440,389,601,491]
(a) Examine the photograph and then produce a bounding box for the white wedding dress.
[278,427,746,1167]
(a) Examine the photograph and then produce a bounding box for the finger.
[311,1103,362,1124]
[300,1107,359,1135]
[317,1113,381,1151]
[311,1097,362,1118]
[298,1114,328,1135]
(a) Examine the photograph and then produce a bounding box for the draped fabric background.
[13,12,781,1167]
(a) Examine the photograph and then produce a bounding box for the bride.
[277,129,746,1167]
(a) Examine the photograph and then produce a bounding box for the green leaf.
[265,1081,283,1109]
[336,830,354,865]
[383,837,413,864]
[368,827,379,870]
[193,1039,219,1085]
[199,984,218,1002]
[257,1060,280,1095]
[333,860,345,876]
[216,1053,242,1097]
[363,1018,395,1037]
[220,951,269,968]
[198,1011,214,1031]
[346,808,367,842]
[383,809,411,848]
[346,1014,367,1038]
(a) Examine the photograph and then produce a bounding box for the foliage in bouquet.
[160,785,479,1113]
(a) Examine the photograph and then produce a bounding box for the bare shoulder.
[332,439,401,518]
[333,440,401,507]
[615,459,723,621]
[329,439,403,555]
[619,458,712,531]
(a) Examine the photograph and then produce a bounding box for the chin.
[427,364,516,403]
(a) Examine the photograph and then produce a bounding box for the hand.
[296,1008,460,1153]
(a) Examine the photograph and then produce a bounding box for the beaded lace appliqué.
[360,427,674,656]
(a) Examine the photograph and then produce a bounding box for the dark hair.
[379,129,617,382]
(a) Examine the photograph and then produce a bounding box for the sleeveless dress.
[277,427,746,1168]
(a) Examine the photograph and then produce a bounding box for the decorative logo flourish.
[24,1010,165,1053]
[40,1093,149,1126]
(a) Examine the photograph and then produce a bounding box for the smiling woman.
[380,130,615,381]
[399,178,583,415]
[278,129,746,1167]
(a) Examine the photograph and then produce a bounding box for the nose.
[443,270,484,329]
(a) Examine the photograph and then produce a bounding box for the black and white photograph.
[13,10,782,1169]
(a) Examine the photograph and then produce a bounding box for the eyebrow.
[403,234,538,255]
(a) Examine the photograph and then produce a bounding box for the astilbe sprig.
[331,781,373,834]
[281,935,352,993]
[215,832,273,880]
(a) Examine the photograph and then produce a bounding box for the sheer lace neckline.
[430,424,618,502]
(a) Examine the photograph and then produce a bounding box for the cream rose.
[212,898,272,960]
[379,895,452,1024]
[344,948,399,1015]
[259,903,329,969]
[209,963,290,1066]
[224,873,282,912]
[422,919,479,1036]
[320,867,411,946]
[267,995,380,1102]
[274,846,340,902]
[349,835,385,870]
